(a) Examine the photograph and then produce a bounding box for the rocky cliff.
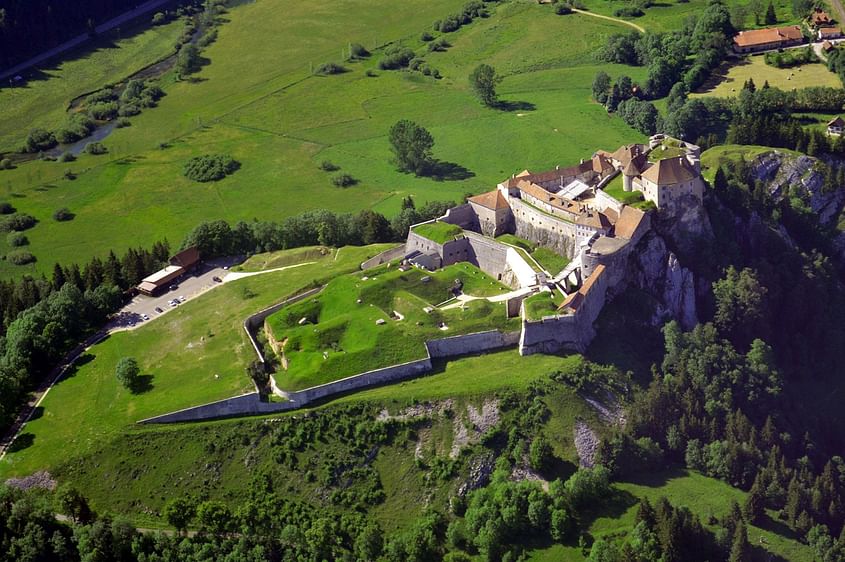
[630,232,698,330]
[751,151,845,227]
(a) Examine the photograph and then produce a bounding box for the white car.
[142,314,150,321]
[169,300,178,307]
[178,295,186,302]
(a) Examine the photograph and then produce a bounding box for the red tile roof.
[641,157,697,186]
[614,206,646,239]
[733,25,803,48]
[468,190,510,211]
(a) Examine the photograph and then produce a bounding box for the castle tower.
[622,172,634,192]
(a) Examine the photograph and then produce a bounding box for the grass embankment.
[0,0,646,280]
[693,55,840,98]
[699,143,799,182]
[0,244,391,478]
[523,290,567,320]
[43,351,590,529]
[411,221,463,244]
[529,468,814,561]
[267,262,517,390]
[601,174,647,207]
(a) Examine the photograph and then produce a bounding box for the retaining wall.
[361,244,406,270]
[244,287,323,363]
[141,329,520,424]
[510,198,577,258]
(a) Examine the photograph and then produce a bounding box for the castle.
[402,134,705,354]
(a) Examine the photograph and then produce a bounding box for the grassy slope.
[268,262,516,390]
[0,0,646,280]
[21,350,587,528]
[0,244,391,477]
[529,469,814,561]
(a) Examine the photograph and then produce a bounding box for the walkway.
[1,0,175,83]
[571,8,645,34]
[439,286,535,310]
[222,261,315,283]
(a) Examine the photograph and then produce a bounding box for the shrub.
[349,43,370,59]
[365,69,377,77]
[88,101,119,120]
[331,173,357,187]
[120,79,144,102]
[85,88,116,105]
[22,129,57,153]
[64,169,76,180]
[183,154,241,182]
[152,12,166,25]
[314,62,346,75]
[378,45,415,70]
[118,104,141,117]
[0,158,12,170]
[420,31,434,41]
[0,202,15,214]
[319,160,340,171]
[0,213,37,232]
[85,142,108,155]
[55,114,95,144]
[555,4,573,14]
[7,250,36,265]
[6,232,28,246]
[53,208,74,221]
[58,151,76,163]
[428,37,450,52]
[614,5,645,16]
[115,118,132,128]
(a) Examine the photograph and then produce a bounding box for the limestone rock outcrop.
[632,233,698,329]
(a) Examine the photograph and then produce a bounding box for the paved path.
[571,8,645,33]
[0,257,317,461]
[1,0,175,83]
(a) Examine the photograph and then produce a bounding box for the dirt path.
[571,8,646,34]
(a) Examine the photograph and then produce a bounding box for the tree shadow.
[29,406,44,422]
[576,488,639,531]
[130,374,154,394]
[494,100,536,112]
[428,160,475,181]
[754,512,803,542]
[618,465,690,488]
[8,432,35,453]
[60,353,96,382]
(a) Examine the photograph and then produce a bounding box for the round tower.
[622,172,634,192]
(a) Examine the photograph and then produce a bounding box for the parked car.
[154,307,164,313]
[169,284,178,291]
[212,276,222,282]
[169,300,178,307]
[178,296,186,302]
[142,314,150,321]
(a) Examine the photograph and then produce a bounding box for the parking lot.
[108,256,243,331]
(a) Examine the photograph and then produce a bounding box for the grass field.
[268,262,517,390]
[523,290,567,320]
[529,469,814,561]
[602,174,647,206]
[694,55,841,98]
[0,19,184,153]
[0,0,648,281]
[411,221,463,244]
[699,143,800,181]
[0,244,391,477]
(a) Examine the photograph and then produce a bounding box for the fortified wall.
[509,197,578,258]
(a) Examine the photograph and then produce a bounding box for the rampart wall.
[441,204,478,230]
[519,265,609,355]
[140,330,520,424]
[509,198,577,258]
[361,244,406,270]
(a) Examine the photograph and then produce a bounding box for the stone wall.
[519,265,609,355]
[595,189,623,215]
[426,329,520,358]
[441,204,478,230]
[141,330,520,423]
[244,287,323,364]
[509,198,577,258]
[361,244,406,269]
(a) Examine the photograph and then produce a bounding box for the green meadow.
[0,245,390,477]
[0,0,647,280]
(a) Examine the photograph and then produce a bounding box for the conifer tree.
[729,522,751,562]
[765,2,777,24]
[745,474,765,523]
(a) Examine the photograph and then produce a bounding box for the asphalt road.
[108,256,244,331]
